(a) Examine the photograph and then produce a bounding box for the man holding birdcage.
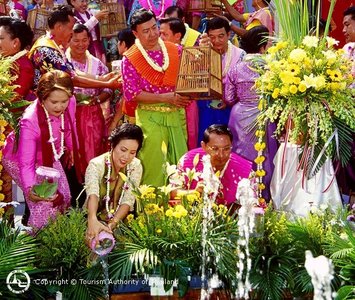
[122,8,191,186]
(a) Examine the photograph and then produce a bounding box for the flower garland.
[254,127,266,208]
[222,41,233,77]
[43,106,65,161]
[135,38,169,72]
[140,0,173,19]
[0,119,7,203]
[104,153,132,219]
[8,49,28,63]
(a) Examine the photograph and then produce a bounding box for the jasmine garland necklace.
[43,105,65,161]
[104,152,132,219]
[135,38,169,72]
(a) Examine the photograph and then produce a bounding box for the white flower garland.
[104,153,132,219]
[145,0,166,19]
[135,38,169,72]
[8,49,28,63]
[222,41,233,77]
[43,105,65,161]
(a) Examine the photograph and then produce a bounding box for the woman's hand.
[107,218,119,231]
[86,217,112,246]
[29,188,58,202]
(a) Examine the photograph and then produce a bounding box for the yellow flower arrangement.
[255,0,355,177]
[0,118,7,204]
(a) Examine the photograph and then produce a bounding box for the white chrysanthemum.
[302,35,319,48]
[322,50,337,64]
[289,48,307,62]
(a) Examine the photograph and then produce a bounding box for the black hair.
[73,23,90,37]
[159,17,186,38]
[117,28,136,49]
[206,17,230,34]
[344,6,355,20]
[202,124,233,143]
[48,5,75,29]
[0,16,34,50]
[164,5,184,19]
[239,25,269,54]
[130,8,156,31]
[109,123,144,152]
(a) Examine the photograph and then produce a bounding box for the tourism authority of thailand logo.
[6,270,30,294]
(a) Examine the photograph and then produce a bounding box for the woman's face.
[112,139,139,169]
[0,26,19,56]
[71,0,88,14]
[42,89,70,117]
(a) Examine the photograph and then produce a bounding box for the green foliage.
[0,219,46,299]
[36,208,90,271]
[286,207,346,297]
[109,193,239,296]
[250,208,296,300]
[324,223,355,295]
[35,208,105,299]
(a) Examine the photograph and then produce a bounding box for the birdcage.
[175,46,222,100]
[0,0,7,16]
[188,0,222,13]
[99,0,126,38]
[27,7,51,40]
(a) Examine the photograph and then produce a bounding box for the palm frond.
[335,285,355,300]
[332,117,354,167]
[109,242,158,280]
[0,221,39,279]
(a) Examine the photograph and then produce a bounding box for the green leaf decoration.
[33,179,58,199]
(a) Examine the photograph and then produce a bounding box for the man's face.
[165,11,178,18]
[69,30,90,56]
[133,18,159,50]
[160,23,181,44]
[201,133,232,171]
[343,14,355,43]
[208,27,229,53]
[55,16,76,47]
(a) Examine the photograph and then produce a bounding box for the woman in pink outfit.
[3,71,79,230]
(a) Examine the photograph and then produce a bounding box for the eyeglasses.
[207,145,232,155]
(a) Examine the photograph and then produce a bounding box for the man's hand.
[199,33,211,46]
[107,75,122,89]
[165,92,191,107]
[95,10,110,21]
[101,72,119,81]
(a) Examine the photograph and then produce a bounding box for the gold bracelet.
[108,218,119,226]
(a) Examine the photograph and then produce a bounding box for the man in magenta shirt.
[171,124,252,207]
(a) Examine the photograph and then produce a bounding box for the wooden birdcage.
[99,0,126,38]
[176,46,222,100]
[0,0,8,16]
[188,0,222,14]
[27,7,51,40]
